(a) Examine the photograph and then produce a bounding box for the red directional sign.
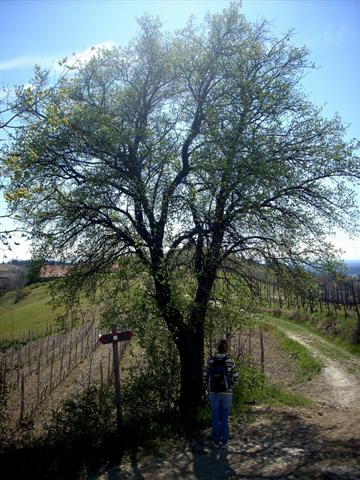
[98,330,133,344]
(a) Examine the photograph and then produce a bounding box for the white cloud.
[72,41,117,65]
[0,41,117,73]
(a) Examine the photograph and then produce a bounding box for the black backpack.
[208,356,231,392]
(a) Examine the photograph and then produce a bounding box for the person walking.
[203,339,238,448]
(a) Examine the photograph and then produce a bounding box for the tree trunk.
[175,269,216,419]
[151,246,217,422]
[176,323,205,422]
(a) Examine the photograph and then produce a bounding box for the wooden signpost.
[98,326,133,432]
[98,330,133,344]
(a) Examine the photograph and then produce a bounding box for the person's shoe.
[212,441,220,448]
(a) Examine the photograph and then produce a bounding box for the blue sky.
[0,0,359,260]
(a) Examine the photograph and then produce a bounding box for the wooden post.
[94,326,98,350]
[88,354,93,387]
[27,343,31,373]
[259,327,265,374]
[100,360,104,387]
[46,334,50,366]
[112,324,123,432]
[81,329,84,360]
[86,334,90,357]
[74,334,78,366]
[50,349,55,393]
[17,348,21,387]
[20,372,25,421]
[58,334,62,362]
[1,358,7,402]
[107,349,111,382]
[10,348,14,371]
[36,347,42,404]
[68,334,72,372]
[60,346,65,382]
[351,282,360,342]
[248,327,252,365]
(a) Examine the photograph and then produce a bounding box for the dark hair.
[218,339,228,353]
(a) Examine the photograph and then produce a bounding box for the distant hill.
[345,260,360,276]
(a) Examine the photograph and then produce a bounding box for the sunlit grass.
[0,283,63,339]
[254,384,312,407]
[263,311,360,357]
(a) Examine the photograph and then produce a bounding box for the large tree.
[2,4,359,413]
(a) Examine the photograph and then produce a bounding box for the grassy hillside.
[0,283,63,340]
[0,263,23,278]
[0,263,27,293]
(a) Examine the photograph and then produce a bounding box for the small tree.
[26,258,45,284]
[2,4,359,413]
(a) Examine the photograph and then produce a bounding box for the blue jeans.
[209,392,232,445]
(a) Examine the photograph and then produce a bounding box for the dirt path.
[272,321,360,409]
[90,324,360,480]
[90,405,360,480]
[276,322,360,409]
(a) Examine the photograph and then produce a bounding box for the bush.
[46,385,115,449]
[232,362,265,410]
[13,287,30,304]
[287,310,306,322]
[0,338,26,353]
[320,315,338,335]
[121,337,180,440]
[0,384,118,480]
[232,360,312,409]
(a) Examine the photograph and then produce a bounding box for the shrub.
[13,287,30,304]
[121,337,180,439]
[0,384,118,480]
[320,315,338,335]
[232,362,265,411]
[287,310,304,321]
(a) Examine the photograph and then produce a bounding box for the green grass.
[0,283,63,340]
[278,330,323,381]
[260,317,324,382]
[232,360,313,411]
[299,308,360,349]
[237,320,321,408]
[253,383,312,407]
[263,310,360,358]
[310,311,360,356]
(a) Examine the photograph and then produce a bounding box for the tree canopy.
[2,3,359,412]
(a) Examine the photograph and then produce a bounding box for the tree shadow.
[189,439,238,480]
[88,409,360,479]
[223,408,360,478]
[89,445,145,480]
